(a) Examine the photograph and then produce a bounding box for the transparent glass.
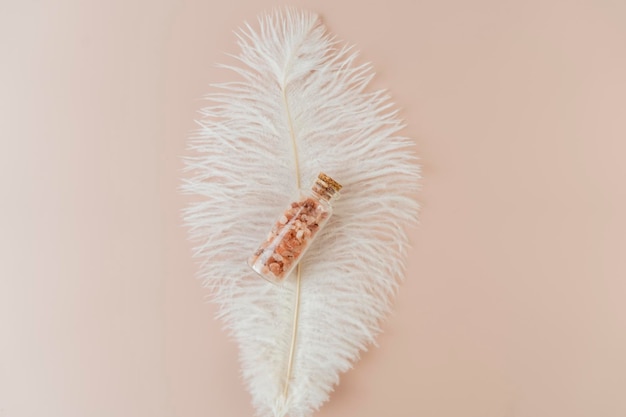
[248,173,341,284]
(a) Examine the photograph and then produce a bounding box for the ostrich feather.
[182,8,420,417]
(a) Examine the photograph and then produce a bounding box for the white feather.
[182,8,420,417]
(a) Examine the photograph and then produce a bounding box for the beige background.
[1,1,625,416]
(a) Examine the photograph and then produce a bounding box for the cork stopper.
[318,173,342,192]
[313,172,342,200]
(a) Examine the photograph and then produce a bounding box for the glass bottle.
[248,172,342,284]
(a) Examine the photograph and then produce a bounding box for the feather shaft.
[283,265,301,399]
[282,81,302,399]
[280,61,303,400]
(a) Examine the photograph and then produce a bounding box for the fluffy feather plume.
[182,8,420,417]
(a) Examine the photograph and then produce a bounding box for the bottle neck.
[311,182,339,202]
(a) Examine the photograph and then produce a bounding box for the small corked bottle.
[248,172,342,284]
